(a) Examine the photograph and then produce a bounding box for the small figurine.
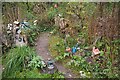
[47,58,54,70]
[54,4,58,8]
[65,47,71,53]
[71,46,77,56]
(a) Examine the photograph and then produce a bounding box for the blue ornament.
[72,47,77,54]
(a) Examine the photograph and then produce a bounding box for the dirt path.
[36,32,78,78]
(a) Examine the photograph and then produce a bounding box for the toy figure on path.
[47,58,54,70]
[46,58,58,74]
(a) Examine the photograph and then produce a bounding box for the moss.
[49,35,65,58]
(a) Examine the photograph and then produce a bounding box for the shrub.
[28,56,46,69]
[2,46,36,78]
[27,25,40,46]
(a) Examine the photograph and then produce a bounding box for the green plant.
[67,56,87,70]
[14,69,64,78]
[51,72,64,78]
[28,56,46,69]
[2,46,36,78]
[65,36,77,48]
[55,52,70,61]
[14,69,51,78]
[63,52,70,58]
[47,7,57,20]
[27,25,40,46]
[55,55,63,61]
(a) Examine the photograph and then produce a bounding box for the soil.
[35,32,78,78]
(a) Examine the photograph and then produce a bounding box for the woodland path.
[35,32,78,78]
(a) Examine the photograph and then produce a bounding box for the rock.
[69,74,72,77]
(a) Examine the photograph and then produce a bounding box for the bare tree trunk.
[0,2,2,56]
[116,6,119,40]
[18,7,20,21]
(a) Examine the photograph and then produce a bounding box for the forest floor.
[35,32,78,78]
[0,61,2,79]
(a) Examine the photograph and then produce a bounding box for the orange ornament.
[66,47,71,52]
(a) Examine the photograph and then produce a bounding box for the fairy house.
[13,21,28,47]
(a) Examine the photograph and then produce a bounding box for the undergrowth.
[49,35,119,78]
[2,46,36,77]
